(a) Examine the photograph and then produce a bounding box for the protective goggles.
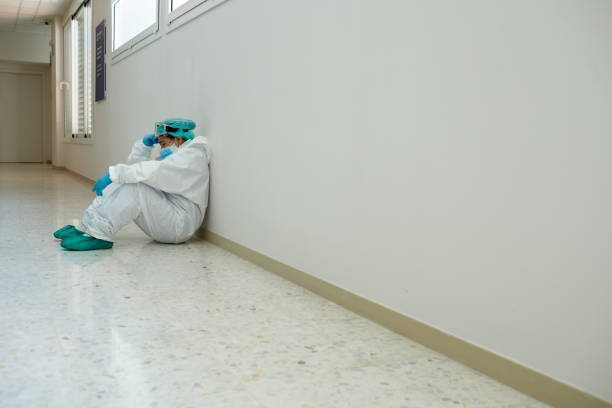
[154,122,181,138]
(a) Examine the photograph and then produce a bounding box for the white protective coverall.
[79,136,210,243]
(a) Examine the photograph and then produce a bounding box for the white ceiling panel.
[20,8,41,15]
[38,3,60,12]
[0,0,71,32]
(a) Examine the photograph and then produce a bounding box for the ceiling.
[0,0,72,34]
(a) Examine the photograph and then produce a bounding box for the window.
[72,6,92,138]
[112,0,159,57]
[72,3,92,139]
[62,20,71,139]
[62,1,92,142]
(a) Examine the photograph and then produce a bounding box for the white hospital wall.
[60,0,612,402]
[0,30,50,64]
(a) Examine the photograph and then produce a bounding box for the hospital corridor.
[2,164,548,407]
[1,1,611,408]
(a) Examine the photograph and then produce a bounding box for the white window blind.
[71,2,92,139]
[63,20,71,139]
[76,10,85,133]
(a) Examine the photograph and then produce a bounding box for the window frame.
[111,0,160,62]
[167,0,229,32]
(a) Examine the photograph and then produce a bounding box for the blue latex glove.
[159,147,173,159]
[92,172,111,196]
[143,133,158,147]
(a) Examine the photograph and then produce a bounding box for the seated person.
[53,118,210,251]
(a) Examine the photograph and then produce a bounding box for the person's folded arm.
[126,138,154,164]
[109,145,206,196]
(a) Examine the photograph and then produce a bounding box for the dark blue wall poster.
[95,20,106,102]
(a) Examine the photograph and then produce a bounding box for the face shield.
[154,122,181,138]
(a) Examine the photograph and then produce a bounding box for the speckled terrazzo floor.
[0,164,551,408]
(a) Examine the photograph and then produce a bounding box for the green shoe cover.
[53,225,85,240]
[61,235,113,251]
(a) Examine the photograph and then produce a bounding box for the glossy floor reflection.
[0,164,550,408]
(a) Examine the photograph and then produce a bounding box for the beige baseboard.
[200,229,610,408]
[54,166,95,184]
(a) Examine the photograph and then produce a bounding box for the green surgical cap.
[159,118,196,140]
